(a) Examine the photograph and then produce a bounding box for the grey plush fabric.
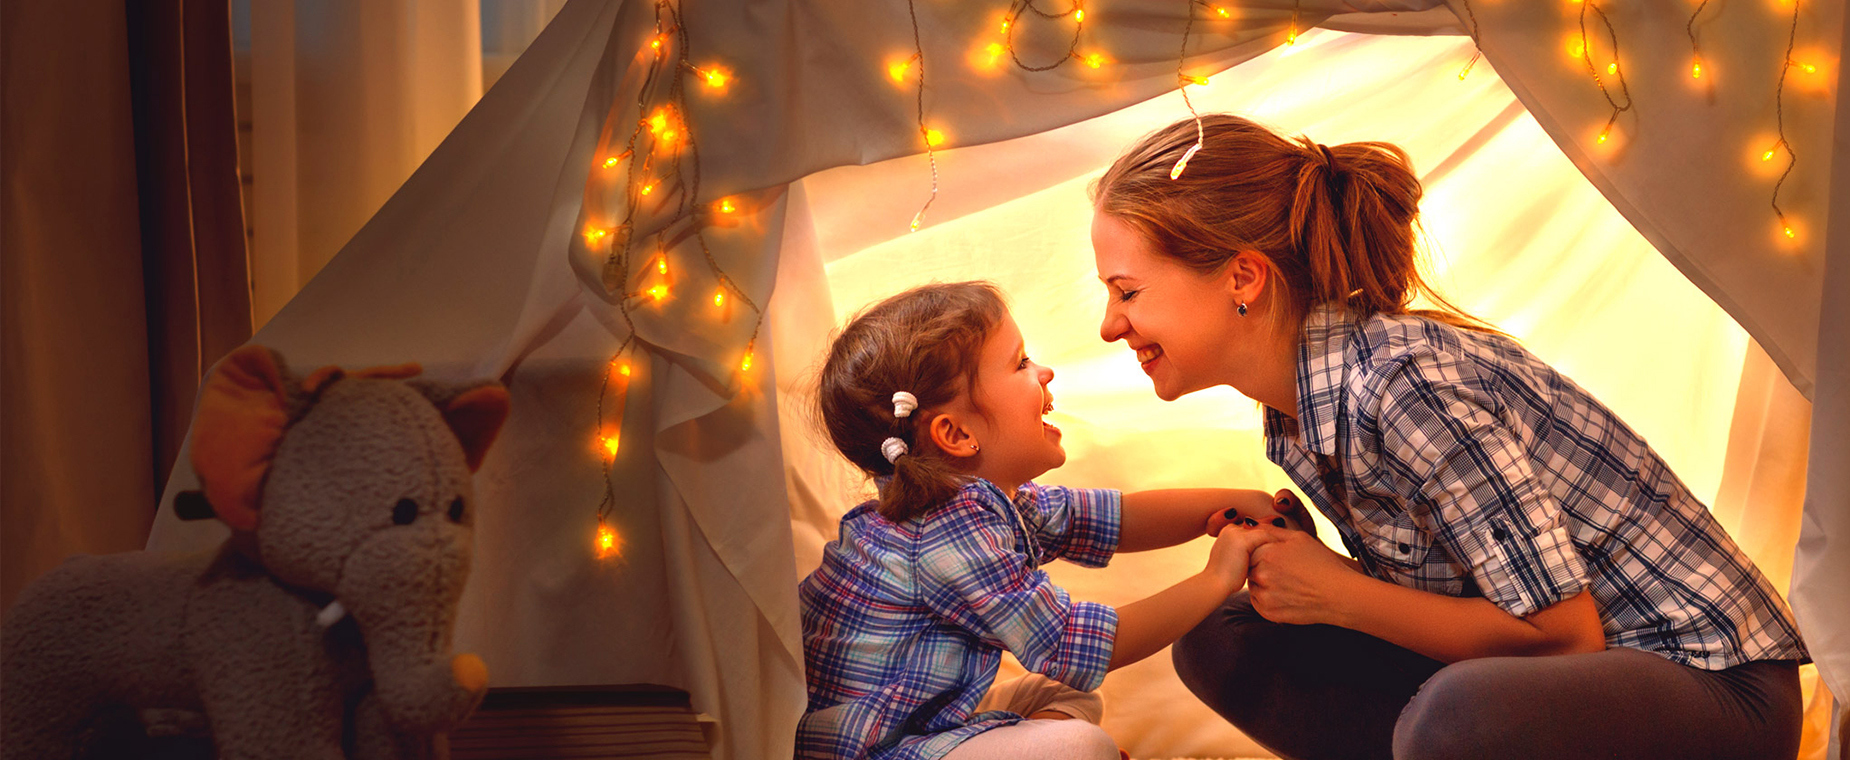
[2,347,509,759]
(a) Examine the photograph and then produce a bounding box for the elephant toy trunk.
[337,526,486,735]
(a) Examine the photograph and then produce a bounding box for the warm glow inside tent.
[144,1,1849,758]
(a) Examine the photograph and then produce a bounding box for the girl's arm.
[1107,526,1275,670]
[1119,489,1285,552]
[1247,530,1606,663]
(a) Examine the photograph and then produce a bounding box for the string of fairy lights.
[585,0,1827,559]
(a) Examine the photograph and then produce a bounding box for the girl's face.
[963,312,1065,490]
[1092,212,1246,401]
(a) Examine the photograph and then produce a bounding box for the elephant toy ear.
[190,345,292,532]
[442,386,511,472]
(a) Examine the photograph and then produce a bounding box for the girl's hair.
[817,281,1007,523]
[1091,114,1493,332]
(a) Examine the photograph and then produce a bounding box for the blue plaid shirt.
[797,479,1121,760]
[1266,303,1806,670]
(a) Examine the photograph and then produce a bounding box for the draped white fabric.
[141,0,1845,757]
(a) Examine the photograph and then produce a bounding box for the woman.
[1088,114,1808,760]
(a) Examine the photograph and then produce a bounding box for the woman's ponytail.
[1093,114,1495,332]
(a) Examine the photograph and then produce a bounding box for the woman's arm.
[1118,489,1285,552]
[1247,530,1606,663]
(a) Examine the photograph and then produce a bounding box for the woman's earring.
[1238,302,1249,317]
[970,442,980,452]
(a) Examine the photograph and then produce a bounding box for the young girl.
[797,281,1295,760]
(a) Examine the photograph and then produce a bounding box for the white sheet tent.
[146,1,1850,758]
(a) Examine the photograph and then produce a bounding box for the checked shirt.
[1266,303,1806,670]
[797,479,1121,760]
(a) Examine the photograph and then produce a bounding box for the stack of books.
[448,684,711,759]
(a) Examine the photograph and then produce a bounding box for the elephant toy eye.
[392,498,418,525]
[448,497,465,524]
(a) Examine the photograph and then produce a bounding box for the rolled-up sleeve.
[1019,484,1121,568]
[917,510,1118,691]
[1373,358,1591,618]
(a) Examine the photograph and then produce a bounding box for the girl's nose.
[1038,364,1055,385]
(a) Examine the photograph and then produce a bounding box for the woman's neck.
[1227,318,1302,418]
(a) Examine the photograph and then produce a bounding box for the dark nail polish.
[1241,517,1259,527]
[1223,508,1239,520]
[1271,517,1287,528]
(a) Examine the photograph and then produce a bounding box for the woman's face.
[1092,212,1245,401]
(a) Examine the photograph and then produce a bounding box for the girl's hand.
[1206,489,1316,538]
[1203,524,1281,592]
[1248,530,1364,626]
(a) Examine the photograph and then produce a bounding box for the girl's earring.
[1238,302,1249,317]
[970,442,980,452]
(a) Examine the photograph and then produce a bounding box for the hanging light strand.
[1578,1,1633,145]
[1005,0,1086,72]
[1457,0,1483,80]
[905,0,940,231]
[1771,0,1802,238]
[1170,0,1205,179]
[1686,0,1713,79]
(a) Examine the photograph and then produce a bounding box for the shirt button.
[1397,542,1412,554]
[1491,526,1510,541]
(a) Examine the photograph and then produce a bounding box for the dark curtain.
[2,0,251,618]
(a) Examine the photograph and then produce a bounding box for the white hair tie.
[891,391,918,419]
[880,437,909,464]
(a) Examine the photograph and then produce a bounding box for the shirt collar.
[1284,301,1358,457]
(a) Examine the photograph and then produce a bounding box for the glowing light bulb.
[1570,41,1585,58]
[1784,226,1795,239]
[1082,52,1103,69]
[1692,60,1703,78]
[1607,62,1618,75]
[618,361,632,377]
[640,182,656,196]
[647,284,668,301]
[1799,62,1818,74]
[889,60,911,82]
[648,109,669,133]
[1214,5,1230,17]
[600,435,619,459]
[701,67,730,88]
[585,227,608,245]
[1000,19,1010,32]
[595,523,621,559]
[656,256,668,275]
[603,156,620,169]
[649,34,665,52]
[714,289,726,306]
[925,128,945,147]
[1763,143,1781,161]
[1286,26,1298,45]
[986,42,1004,58]
[740,351,754,372]
[1597,125,1611,144]
[1074,8,1084,22]
[1181,74,1209,86]
[718,198,736,214]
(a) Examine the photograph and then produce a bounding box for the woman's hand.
[1206,489,1317,538]
[1247,530,1365,626]
[1203,524,1282,593]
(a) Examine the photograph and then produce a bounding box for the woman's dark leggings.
[1171,592,1802,760]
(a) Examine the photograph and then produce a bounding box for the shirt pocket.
[1357,513,1467,596]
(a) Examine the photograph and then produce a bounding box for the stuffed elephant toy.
[1,345,510,759]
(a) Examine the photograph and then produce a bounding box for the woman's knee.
[1393,659,1526,760]
[1047,720,1119,760]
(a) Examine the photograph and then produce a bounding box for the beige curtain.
[246,0,484,328]
[1,0,251,618]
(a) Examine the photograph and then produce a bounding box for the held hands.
[1205,489,1317,539]
[1247,530,1366,627]
[1203,522,1282,594]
